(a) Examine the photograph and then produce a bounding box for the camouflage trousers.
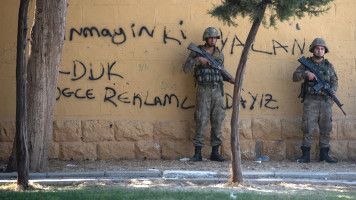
[193,84,226,147]
[301,95,333,148]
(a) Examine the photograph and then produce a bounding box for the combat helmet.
[202,27,220,41]
[309,38,329,53]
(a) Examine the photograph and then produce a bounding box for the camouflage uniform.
[293,57,338,148]
[293,38,339,163]
[183,44,226,147]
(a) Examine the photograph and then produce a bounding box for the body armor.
[305,57,332,96]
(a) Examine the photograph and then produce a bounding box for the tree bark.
[27,0,67,172]
[15,0,30,190]
[230,3,267,183]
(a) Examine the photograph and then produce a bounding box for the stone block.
[115,120,154,141]
[160,141,191,159]
[330,120,338,140]
[240,140,256,160]
[0,142,12,161]
[154,120,189,141]
[262,140,286,161]
[281,119,303,140]
[200,145,213,159]
[329,141,348,161]
[187,120,196,141]
[135,141,161,159]
[285,140,301,161]
[0,121,15,142]
[309,143,319,161]
[49,142,59,159]
[53,120,82,142]
[222,142,255,161]
[239,119,253,140]
[252,118,282,140]
[98,141,135,160]
[337,120,356,140]
[221,120,230,141]
[82,120,115,142]
[60,142,97,160]
[348,141,356,160]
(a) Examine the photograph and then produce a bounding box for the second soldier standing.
[183,27,235,162]
[293,38,338,164]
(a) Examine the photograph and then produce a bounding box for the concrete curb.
[1,170,356,185]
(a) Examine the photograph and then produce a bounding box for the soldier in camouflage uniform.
[183,27,235,162]
[293,38,338,163]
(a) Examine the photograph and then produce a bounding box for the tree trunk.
[27,0,67,172]
[15,0,30,190]
[230,3,267,183]
[6,0,67,173]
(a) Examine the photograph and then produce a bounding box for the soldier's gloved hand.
[198,57,210,66]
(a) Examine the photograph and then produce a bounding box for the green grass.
[0,183,355,200]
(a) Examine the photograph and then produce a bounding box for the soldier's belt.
[305,94,329,101]
[196,82,219,87]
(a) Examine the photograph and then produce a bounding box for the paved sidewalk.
[1,170,356,186]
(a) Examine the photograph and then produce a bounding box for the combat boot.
[319,147,338,163]
[210,145,227,162]
[190,146,202,162]
[297,146,310,163]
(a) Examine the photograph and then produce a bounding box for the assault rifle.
[298,56,346,116]
[187,43,233,81]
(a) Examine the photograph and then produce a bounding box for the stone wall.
[1,119,355,161]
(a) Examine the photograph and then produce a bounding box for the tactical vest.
[194,45,223,85]
[305,58,332,96]
[194,67,222,84]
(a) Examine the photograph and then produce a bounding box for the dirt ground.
[2,158,352,173]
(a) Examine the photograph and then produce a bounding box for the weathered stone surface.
[0,142,12,160]
[348,141,356,160]
[239,140,256,160]
[329,140,348,161]
[330,120,338,140]
[0,121,15,142]
[200,145,212,159]
[115,120,154,141]
[82,120,115,142]
[222,119,252,140]
[337,120,356,140]
[135,141,161,159]
[187,120,196,141]
[262,140,286,161]
[281,119,302,140]
[252,118,282,140]
[49,142,59,159]
[160,141,191,159]
[53,120,82,142]
[60,142,97,160]
[98,141,135,160]
[309,143,319,161]
[239,119,253,140]
[154,120,189,141]
[285,140,301,160]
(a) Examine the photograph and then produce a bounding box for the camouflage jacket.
[293,57,338,95]
[183,45,228,84]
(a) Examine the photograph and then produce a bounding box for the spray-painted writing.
[59,60,123,81]
[69,20,186,45]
